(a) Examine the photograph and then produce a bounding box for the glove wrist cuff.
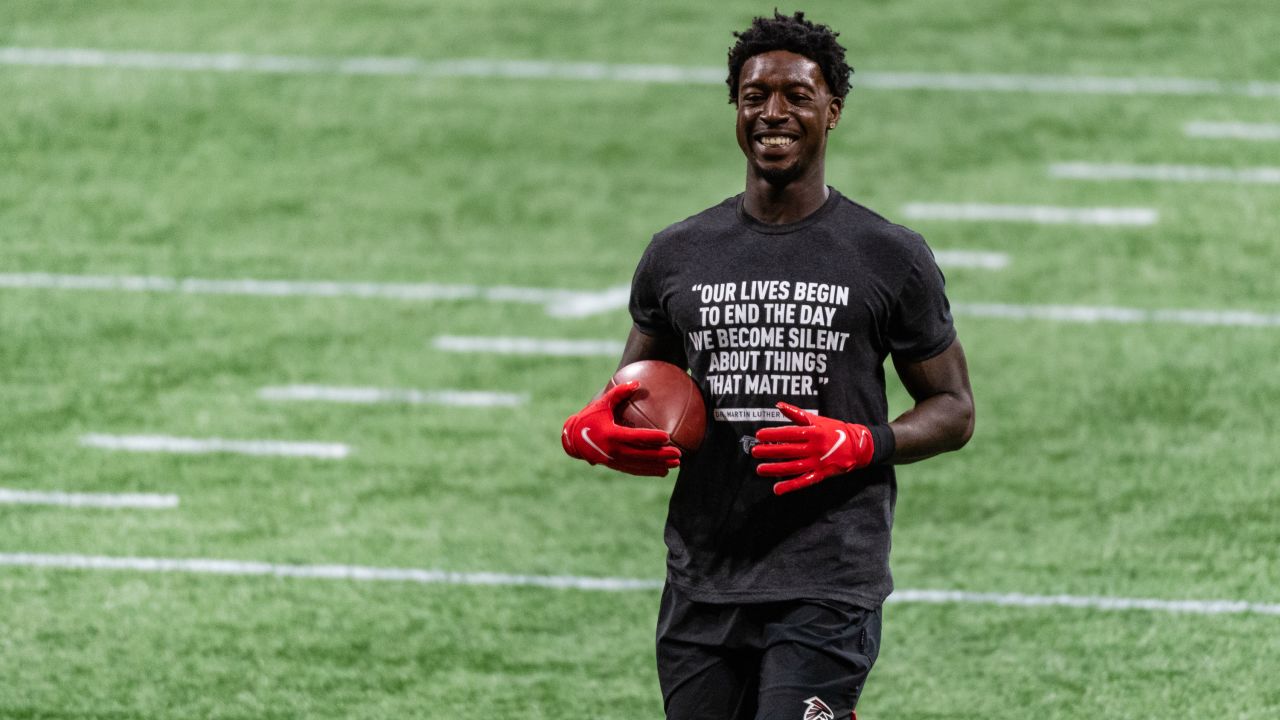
[867,423,895,465]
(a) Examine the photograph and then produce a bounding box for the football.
[609,360,707,453]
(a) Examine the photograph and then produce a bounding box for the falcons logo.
[802,696,834,720]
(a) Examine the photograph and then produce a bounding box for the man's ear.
[827,97,843,130]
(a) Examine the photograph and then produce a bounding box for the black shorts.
[656,583,881,720]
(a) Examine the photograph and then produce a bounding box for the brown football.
[609,360,707,453]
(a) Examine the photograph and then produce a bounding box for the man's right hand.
[562,381,682,477]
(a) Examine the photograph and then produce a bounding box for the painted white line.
[0,488,178,509]
[545,285,632,318]
[0,272,617,317]
[434,335,624,357]
[889,589,1280,616]
[0,47,339,74]
[953,302,1280,328]
[0,553,661,592]
[902,203,1158,226]
[79,434,350,459]
[931,250,1011,270]
[858,71,1239,96]
[0,272,474,298]
[2,552,1278,615]
[4,47,1280,98]
[426,58,724,84]
[1184,121,1280,141]
[1050,162,1280,184]
[257,385,527,407]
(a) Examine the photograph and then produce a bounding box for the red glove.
[752,402,874,495]
[562,381,682,477]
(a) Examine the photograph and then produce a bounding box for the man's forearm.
[887,390,974,464]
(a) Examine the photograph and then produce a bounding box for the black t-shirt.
[629,187,956,608]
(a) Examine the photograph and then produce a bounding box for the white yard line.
[1184,121,1280,141]
[258,385,527,407]
[0,488,178,509]
[2,552,1278,616]
[433,335,625,357]
[3,47,1279,98]
[1050,162,1280,184]
[79,434,350,459]
[0,272,622,318]
[953,302,1280,328]
[888,589,1280,616]
[930,250,1010,270]
[545,285,633,318]
[855,71,1280,97]
[0,553,661,592]
[902,203,1158,226]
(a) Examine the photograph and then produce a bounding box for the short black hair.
[726,10,853,104]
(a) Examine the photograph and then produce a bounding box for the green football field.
[2,1,1279,717]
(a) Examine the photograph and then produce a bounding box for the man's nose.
[761,95,787,123]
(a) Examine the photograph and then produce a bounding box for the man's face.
[735,50,842,187]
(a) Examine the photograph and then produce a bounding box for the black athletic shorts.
[656,583,882,720]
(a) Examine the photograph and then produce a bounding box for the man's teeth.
[760,136,794,147]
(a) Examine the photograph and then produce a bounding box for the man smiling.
[562,10,975,719]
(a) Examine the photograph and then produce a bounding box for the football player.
[563,11,975,719]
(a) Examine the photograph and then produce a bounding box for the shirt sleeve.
[886,241,956,362]
[628,237,670,336]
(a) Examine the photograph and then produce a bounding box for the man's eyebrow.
[740,78,818,89]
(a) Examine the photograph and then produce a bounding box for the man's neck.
[741,172,830,225]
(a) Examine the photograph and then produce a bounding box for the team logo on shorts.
[802,696,834,720]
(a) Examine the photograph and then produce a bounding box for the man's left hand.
[752,402,874,495]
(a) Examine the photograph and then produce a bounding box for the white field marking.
[79,434,350,459]
[4,47,1280,98]
[1184,121,1280,141]
[2,552,1279,616]
[545,285,632,318]
[0,553,662,592]
[953,302,1280,328]
[0,488,178,509]
[433,335,624,357]
[1050,162,1280,184]
[888,589,1280,616]
[931,250,1009,270]
[901,203,1158,226]
[257,385,527,407]
[0,272,620,318]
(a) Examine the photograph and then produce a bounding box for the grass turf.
[2,1,1279,717]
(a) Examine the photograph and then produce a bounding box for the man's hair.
[726,10,853,104]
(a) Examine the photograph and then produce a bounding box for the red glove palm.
[562,381,682,477]
[752,402,874,495]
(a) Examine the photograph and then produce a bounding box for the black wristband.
[868,424,895,465]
